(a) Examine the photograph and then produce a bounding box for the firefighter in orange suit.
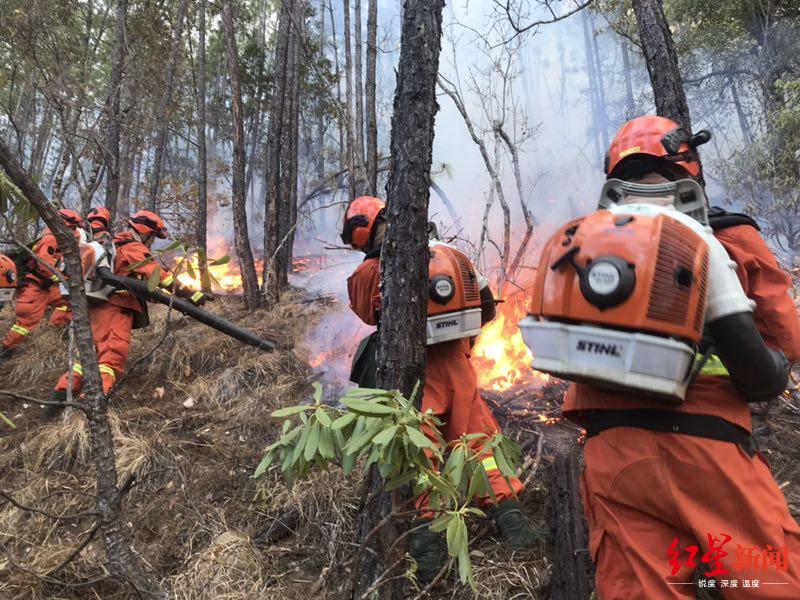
[564,116,800,598]
[0,209,84,366]
[343,196,535,582]
[86,206,112,242]
[46,210,206,415]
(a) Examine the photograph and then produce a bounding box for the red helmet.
[59,208,83,229]
[87,207,111,231]
[605,115,711,179]
[128,210,168,239]
[0,254,17,288]
[341,196,386,251]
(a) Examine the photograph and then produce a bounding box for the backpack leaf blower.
[426,242,483,345]
[519,194,787,403]
[95,266,276,352]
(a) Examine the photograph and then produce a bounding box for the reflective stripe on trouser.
[2,281,57,349]
[695,353,730,377]
[48,302,72,327]
[55,303,132,395]
[414,343,523,517]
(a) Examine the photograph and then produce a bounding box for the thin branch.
[0,490,98,521]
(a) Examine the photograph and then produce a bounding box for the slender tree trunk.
[731,80,753,145]
[0,137,163,599]
[222,0,260,310]
[343,0,356,197]
[105,0,127,222]
[327,1,345,171]
[365,0,378,195]
[316,0,327,220]
[196,0,208,267]
[631,0,692,130]
[263,0,293,297]
[147,0,188,210]
[354,0,365,173]
[621,39,635,117]
[590,13,609,150]
[582,10,603,166]
[352,2,446,599]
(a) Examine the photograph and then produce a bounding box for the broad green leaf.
[318,428,335,459]
[342,451,357,476]
[371,424,398,446]
[331,412,356,430]
[315,407,332,427]
[493,445,516,479]
[271,405,313,418]
[458,547,473,587]
[253,453,273,478]
[147,267,161,292]
[446,516,467,558]
[304,424,321,461]
[210,255,231,266]
[290,425,311,466]
[341,397,398,416]
[429,512,452,533]
[312,382,323,404]
[406,427,436,450]
[344,422,382,455]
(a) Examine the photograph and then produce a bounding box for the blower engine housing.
[59,241,117,301]
[520,208,711,401]
[426,243,483,345]
[0,254,17,303]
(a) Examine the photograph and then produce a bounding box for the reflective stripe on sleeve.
[696,354,730,377]
[190,291,203,303]
[99,364,116,379]
[11,324,30,336]
[54,306,69,312]
[72,363,83,375]
[161,274,174,287]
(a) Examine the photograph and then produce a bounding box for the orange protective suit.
[347,256,523,513]
[564,223,800,599]
[2,231,72,350]
[55,231,174,394]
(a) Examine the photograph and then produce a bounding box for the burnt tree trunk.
[631,0,692,131]
[327,1,345,172]
[550,446,594,600]
[222,0,260,310]
[365,0,378,195]
[0,138,163,599]
[621,38,636,118]
[352,2,446,598]
[147,0,188,210]
[105,0,127,222]
[196,0,209,288]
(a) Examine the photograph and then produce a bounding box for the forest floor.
[0,295,799,599]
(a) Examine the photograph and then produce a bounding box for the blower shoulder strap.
[708,206,760,232]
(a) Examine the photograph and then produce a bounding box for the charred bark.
[354,0,365,171]
[352,2,446,598]
[550,446,594,600]
[105,0,127,222]
[631,0,692,131]
[222,0,260,310]
[365,0,378,195]
[147,0,188,210]
[0,137,163,598]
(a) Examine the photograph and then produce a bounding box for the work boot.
[492,499,538,549]
[42,390,67,420]
[0,347,13,368]
[408,518,445,583]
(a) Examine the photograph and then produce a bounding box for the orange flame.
[472,289,549,391]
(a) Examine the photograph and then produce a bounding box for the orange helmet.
[341,196,386,251]
[87,207,110,232]
[0,254,16,288]
[128,210,168,239]
[605,115,711,179]
[59,208,83,229]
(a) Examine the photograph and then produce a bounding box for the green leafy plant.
[254,382,522,588]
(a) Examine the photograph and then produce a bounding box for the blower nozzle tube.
[96,267,276,352]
